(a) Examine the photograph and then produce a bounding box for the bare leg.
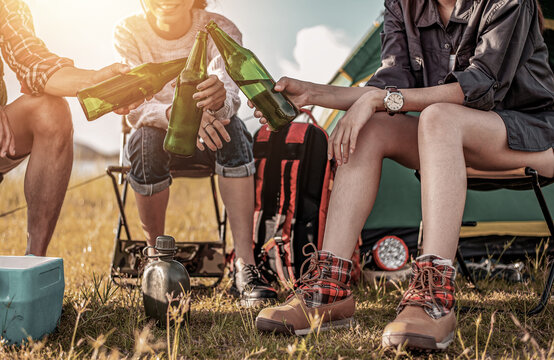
[4,95,73,256]
[135,188,170,246]
[322,112,421,259]
[418,104,554,260]
[218,175,255,265]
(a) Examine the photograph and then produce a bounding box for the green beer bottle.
[77,57,187,121]
[163,31,208,157]
[205,21,299,132]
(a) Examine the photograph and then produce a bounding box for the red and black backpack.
[252,118,335,283]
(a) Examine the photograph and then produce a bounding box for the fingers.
[113,98,147,115]
[328,121,357,166]
[114,62,131,75]
[341,128,350,165]
[349,126,359,155]
[250,106,268,125]
[211,118,231,143]
[197,116,227,151]
[0,110,12,157]
[197,75,219,90]
[193,75,226,110]
[274,76,289,92]
[330,126,344,165]
[196,136,205,151]
[100,63,130,79]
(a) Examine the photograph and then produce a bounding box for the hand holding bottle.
[196,112,231,151]
[192,75,226,113]
[247,77,311,125]
[90,63,151,115]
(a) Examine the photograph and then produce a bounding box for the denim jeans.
[124,115,255,196]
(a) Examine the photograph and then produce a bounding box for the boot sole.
[382,330,454,351]
[256,317,354,336]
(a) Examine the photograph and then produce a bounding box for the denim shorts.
[124,115,255,196]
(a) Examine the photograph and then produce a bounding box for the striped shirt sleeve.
[0,0,74,95]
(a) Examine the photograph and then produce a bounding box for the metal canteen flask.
[141,235,191,326]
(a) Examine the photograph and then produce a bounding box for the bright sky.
[4,0,382,154]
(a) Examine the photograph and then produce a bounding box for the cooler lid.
[0,256,61,270]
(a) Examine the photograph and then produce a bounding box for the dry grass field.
[0,166,553,359]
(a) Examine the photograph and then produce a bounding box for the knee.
[353,112,393,151]
[28,95,73,142]
[418,103,459,140]
[127,126,170,186]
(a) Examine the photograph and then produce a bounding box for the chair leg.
[526,169,554,316]
[107,169,132,241]
[209,175,227,245]
[456,247,481,293]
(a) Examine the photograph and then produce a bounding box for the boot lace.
[241,264,265,286]
[398,261,453,312]
[286,244,347,301]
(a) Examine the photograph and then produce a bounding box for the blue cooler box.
[0,256,64,344]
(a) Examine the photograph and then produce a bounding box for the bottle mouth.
[205,20,217,31]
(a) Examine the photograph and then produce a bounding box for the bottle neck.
[184,32,207,74]
[157,57,188,80]
[206,21,239,60]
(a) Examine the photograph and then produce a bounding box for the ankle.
[399,254,456,319]
[297,250,353,307]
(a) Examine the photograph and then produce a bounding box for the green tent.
[312,4,554,238]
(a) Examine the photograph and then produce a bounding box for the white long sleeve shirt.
[113,9,242,129]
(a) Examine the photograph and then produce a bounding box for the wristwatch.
[383,86,404,116]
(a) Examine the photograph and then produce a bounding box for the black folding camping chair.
[107,116,228,286]
[417,167,554,316]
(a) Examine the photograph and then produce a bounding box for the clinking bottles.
[142,235,191,327]
[206,21,299,132]
[76,57,187,121]
[163,31,208,157]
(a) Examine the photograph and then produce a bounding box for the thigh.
[215,115,253,169]
[445,105,554,177]
[353,112,421,170]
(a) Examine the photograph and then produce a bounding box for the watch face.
[387,93,404,111]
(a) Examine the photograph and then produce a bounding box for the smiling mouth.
[155,3,180,12]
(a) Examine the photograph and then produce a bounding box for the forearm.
[308,83,380,110]
[44,67,97,97]
[366,83,465,112]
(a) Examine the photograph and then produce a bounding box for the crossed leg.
[4,94,73,256]
[322,104,554,260]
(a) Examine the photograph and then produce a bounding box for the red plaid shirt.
[0,0,74,103]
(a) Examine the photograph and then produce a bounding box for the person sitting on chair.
[0,0,140,256]
[252,0,554,350]
[114,0,277,306]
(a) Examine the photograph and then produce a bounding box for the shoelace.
[286,244,347,301]
[241,264,266,286]
[398,262,453,311]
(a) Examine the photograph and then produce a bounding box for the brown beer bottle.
[163,31,208,157]
[77,57,187,121]
[205,21,298,131]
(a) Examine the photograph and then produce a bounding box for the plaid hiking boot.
[382,255,457,351]
[231,259,277,307]
[255,248,355,336]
